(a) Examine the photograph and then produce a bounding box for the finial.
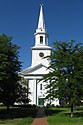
[40,3,43,6]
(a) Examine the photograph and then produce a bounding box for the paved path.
[31,108,48,125]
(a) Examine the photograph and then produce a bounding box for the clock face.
[39,52,44,57]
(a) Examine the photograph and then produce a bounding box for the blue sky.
[0,0,83,70]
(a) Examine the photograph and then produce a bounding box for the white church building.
[20,5,59,106]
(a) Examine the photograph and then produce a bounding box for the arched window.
[40,36,43,44]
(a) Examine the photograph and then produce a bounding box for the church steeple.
[38,5,45,30]
[34,5,48,46]
[31,5,51,67]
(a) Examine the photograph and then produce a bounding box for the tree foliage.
[0,34,22,109]
[43,40,83,117]
[16,77,31,105]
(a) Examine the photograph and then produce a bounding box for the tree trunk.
[71,104,74,117]
[7,105,10,110]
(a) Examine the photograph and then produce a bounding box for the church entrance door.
[38,98,44,106]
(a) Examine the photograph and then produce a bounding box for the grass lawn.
[46,106,83,125]
[0,106,37,125]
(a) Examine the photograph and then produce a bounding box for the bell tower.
[31,5,51,67]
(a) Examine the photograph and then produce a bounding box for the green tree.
[0,34,22,109]
[16,77,31,105]
[43,40,83,117]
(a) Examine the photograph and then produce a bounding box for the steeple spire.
[38,4,45,30]
[34,4,49,46]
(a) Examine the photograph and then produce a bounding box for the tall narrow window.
[40,84,42,90]
[40,36,43,44]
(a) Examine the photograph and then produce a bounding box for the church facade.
[20,5,59,106]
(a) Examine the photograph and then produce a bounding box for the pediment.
[19,63,49,76]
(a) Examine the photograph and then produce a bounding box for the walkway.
[31,108,48,125]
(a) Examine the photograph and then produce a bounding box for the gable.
[20,63,50,76]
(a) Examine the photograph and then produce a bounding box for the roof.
[19,63,49,76]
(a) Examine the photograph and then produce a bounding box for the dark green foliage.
[0,106,37,120]
[0,34,22,109]
[16,78,31,105]
[43,40,83,117]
